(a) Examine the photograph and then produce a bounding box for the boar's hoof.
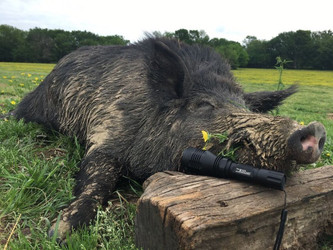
[287,122,326,164]
[48,219,72,244]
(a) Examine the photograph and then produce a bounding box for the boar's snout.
[287,122,326,164]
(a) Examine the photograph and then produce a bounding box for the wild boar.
[13,37,326,240]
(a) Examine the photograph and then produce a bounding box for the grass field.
[233,68,333,87]
[0,62,332,249]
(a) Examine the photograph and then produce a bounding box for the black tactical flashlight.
[181,148,286,190]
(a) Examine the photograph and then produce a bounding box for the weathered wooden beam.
[135,166,333,250]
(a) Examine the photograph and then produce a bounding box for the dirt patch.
[328,113,333,120]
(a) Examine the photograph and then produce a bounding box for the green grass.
[0,118,139,249]
[0,62,332,249]
[233,68,333,87]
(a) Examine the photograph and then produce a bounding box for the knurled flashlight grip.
[181,148,286,190]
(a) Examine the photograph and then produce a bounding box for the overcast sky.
[1,0,332,44]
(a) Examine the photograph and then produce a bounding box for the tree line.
[1,25,333,69]
[0,25,249,69]
[244,30,333,70]
[0,25,129,63]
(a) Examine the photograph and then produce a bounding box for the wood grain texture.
[135,166,333,249]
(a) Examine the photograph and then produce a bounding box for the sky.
[1,0,332,44]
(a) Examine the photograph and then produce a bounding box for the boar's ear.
[244,85,298,113]
[149,40,190,98]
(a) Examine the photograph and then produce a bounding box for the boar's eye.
[196,101,215,110]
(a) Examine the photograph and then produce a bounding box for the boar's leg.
[48,149,121,241]
[244,85,298,113]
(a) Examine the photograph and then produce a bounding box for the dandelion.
[35,77,39,81]
[327,153,331,157]
[3,76,7,79]
[21,73,25,76]
[1,90,4,94]
[19,83,24,87]
[11,76,16,79]
[299,121,304,126]
[202,130,209,142]
[4,118,8,122]
[27,73,32,77]
[10,100,16,105]
[9,80,13,83]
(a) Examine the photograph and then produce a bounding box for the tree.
[52,30,77,60]
[100,35,129,45]
[208,37,229,48]
[24,28,57,63]
[71,30,100,46]
[244,31,331,69]
[267,30,315,69]
[313,31,333,70]
[244,36,271,68]
[215,42,248,69]
[293,30,314,69]
[174,29,191,44]
[267,32,295,67]
[0,25,26,61]
[189,30,210,44]
[172,29,210,45]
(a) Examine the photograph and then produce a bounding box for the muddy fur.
[13,37,325,240]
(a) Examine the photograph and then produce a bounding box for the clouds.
[1,0,332,43]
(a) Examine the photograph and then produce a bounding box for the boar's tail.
[243,85,298,113]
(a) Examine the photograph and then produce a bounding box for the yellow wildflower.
[35,77,39,81]
[11,76,15,79]
[327,153,331,157]
[10,100,16,105]
[19,83,24,87]
[27,74,32,77]
[1,90,4,94]
[9,80,13,83]
[3,76,7,79]
[299,121,304,126]
[202,130,209,142]
[21,73,25,75]
[4,118,8,122]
